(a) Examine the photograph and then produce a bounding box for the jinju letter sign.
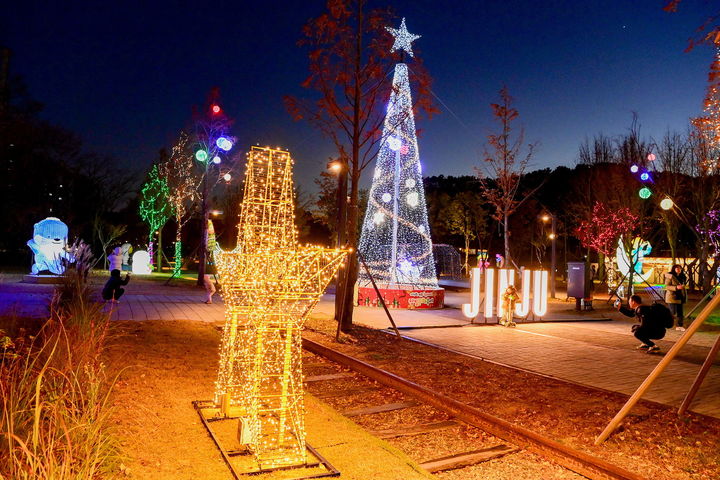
[462,268,548,319]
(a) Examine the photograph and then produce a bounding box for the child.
[501,285,518,327]
[102,269,130,303]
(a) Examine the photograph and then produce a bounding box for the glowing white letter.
[462,268,481,318]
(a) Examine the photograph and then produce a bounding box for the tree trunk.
[337,1,363,333]
[197,168,209,286]
[503,212,510,264]
[157,227,163,273]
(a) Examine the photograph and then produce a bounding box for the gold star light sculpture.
[213,146,348,469]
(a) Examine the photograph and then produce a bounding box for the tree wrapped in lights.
[358,19,439,293]
[159,131,197,277]
[138,164,173,265]
[212,146,348,469]
[575,202,637,291]
[193,89,235,284]
[692,43,720,173]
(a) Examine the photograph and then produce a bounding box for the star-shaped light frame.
[386,17,421,58]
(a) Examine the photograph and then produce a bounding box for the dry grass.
[0,247,120,480]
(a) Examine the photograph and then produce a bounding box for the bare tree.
[477,86,537,264]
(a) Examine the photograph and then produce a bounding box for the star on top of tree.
[386,18,421,58]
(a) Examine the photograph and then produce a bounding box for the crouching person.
[616,294,668,354]
[103,269,131,303]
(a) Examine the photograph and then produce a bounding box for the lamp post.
[541,214,557,299]
[329,159,348,322]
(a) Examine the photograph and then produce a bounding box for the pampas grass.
[1,245,120,479]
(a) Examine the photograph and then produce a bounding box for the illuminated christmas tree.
[358,19,440,304]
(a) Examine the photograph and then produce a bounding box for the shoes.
[204,300,213,304]
[675,326,686,332]
[647,345,661,354]
[637,343,650,350]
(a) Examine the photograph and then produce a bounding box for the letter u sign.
[462,268,548,319]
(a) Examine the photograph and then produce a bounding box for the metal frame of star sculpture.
[211,146,348,469]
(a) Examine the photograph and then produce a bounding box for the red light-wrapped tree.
[575,202,637,293]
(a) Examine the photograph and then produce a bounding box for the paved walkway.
[2,274,719,418]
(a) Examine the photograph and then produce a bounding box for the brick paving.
[2,273,719,418]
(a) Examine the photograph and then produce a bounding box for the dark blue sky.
[3,1,716,191]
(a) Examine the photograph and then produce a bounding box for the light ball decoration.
[640,172,650,182]
[639,187,652,199]
[387,136,402,151]
[212,156,222,164]
[660,198,674,210]
[406,191,419,207]
[647,153,656,161]
[213,146,348,470]
[212,104,222,114]
[382,193,392,202]
[630,165,639,173]
[223,173,232,182]
[195,149,208,162]
[405,178,416,188]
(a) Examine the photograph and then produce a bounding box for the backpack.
[650,302,674,329]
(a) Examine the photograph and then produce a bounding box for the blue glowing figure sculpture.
[27,217,74,275]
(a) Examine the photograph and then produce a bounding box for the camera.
[613,299,621,308]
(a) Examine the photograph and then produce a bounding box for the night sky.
[3,1,716,191]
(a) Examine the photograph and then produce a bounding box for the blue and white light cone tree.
[358,19,441,304]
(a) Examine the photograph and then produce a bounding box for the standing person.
[616,295,667,353]
[102,269,131,303]
[108,247,123,271]
[665,264,687,331]
[203,258,217,304]
[501,284,518,327]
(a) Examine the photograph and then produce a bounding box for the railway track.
[302,338,645,480]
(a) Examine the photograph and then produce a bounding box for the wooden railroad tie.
[304,372,353,383]
[313,387,381,399]
[419,444,519,473]
[370,420,459,439]
[343,401,418,417]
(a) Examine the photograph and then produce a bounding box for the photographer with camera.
[615,294,670,354]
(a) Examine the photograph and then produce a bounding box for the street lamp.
[541,213,557,299]
[328,158,348,323]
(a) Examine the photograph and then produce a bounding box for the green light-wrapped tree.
[138,164,173,270]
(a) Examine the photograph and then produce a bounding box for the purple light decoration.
[640,172,650,181]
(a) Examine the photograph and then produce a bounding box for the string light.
[213,146,348,469]
[358,44,439,296]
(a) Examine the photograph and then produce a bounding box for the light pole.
[541,214,557,299]
[329,159,348,322]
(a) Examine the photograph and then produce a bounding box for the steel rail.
[303,338,645,480]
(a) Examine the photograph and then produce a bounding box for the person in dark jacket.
[664,264,687,331]
[616,294,666,353]
[102,269,130,303]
